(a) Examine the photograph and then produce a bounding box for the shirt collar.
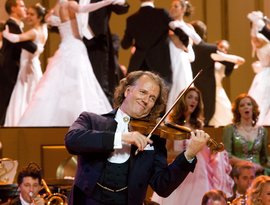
[235,191,244,199]
[20,193,33,205]
[115,108,130,124]
[141,2,154,8]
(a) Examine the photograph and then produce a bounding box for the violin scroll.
[207,138,225,154]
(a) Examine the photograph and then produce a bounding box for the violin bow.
[135,69,203,155]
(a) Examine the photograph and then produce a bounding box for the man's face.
[121,75,160,119]
[19,176,41,203]
[235,168,255,194]
[12,0,27,20]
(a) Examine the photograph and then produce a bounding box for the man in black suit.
[0,0,37,125]
[77,0,129,104]
[190,20,234,125]
[121,0,189,85]
[65,71,209,205]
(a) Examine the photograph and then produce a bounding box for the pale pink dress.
[151,140,234,205]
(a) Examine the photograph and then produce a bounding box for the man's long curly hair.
[113,71,168,121]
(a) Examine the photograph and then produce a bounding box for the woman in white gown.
[209,40,245,127]
[166,0,202,110]
[248,32,270,126]
[3,3,48,126]
[5,0,115,126]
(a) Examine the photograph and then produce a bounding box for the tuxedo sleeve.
[110,2,129,14]
[7,22,37,53]
[149,136,197,197]
[165,9,189,47]
[65,112,116,155]
[121,17,133,49]
[173,28,189,47]
[260,25,270,41]
[222,61,235,76]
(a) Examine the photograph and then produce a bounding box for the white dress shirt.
[20,194,33,205]
[141,1,154,8]
[107,109,131,163]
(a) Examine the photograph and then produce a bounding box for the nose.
[141,95,149,105]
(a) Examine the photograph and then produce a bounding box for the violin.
[129,119,190,141]
[133,69,224,154]
[129,119,224,153]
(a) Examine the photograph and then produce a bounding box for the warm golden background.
[1,0,270,181]
[1,0,270,101]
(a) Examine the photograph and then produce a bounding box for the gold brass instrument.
[41,179,68,205]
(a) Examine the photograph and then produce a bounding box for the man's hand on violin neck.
[122,131,153,151]
[184,130,210,160]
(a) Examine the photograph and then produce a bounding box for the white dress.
[248,42,270,125]
[18,19,112,126]
[166,41,194,110]
[208,62,233,127]
[4,25,48,126]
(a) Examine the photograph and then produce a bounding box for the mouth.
[137,101,146,110]
[189,104,195,109]
[244,110,250,114]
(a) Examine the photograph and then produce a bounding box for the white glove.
[36,44,44,54]
[169,20,182,30]
[2,25,20,43]
[169,20,201,44]
[77,0,114,13]
[184,130,209,160]
[211,50,245,65]
[247,11,263,23]
[45,13,61,27]
[252,61,263,74]
[112,0,126,5]
[247,11,265,31]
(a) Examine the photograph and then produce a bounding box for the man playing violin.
[65,70,209,205]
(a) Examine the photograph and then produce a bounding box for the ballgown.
[152,140,233,205]
[4,25,48,126]
[208,62,233,127]
[248,42,270,125]
[166,41,194,110]
[18,19,112,126]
